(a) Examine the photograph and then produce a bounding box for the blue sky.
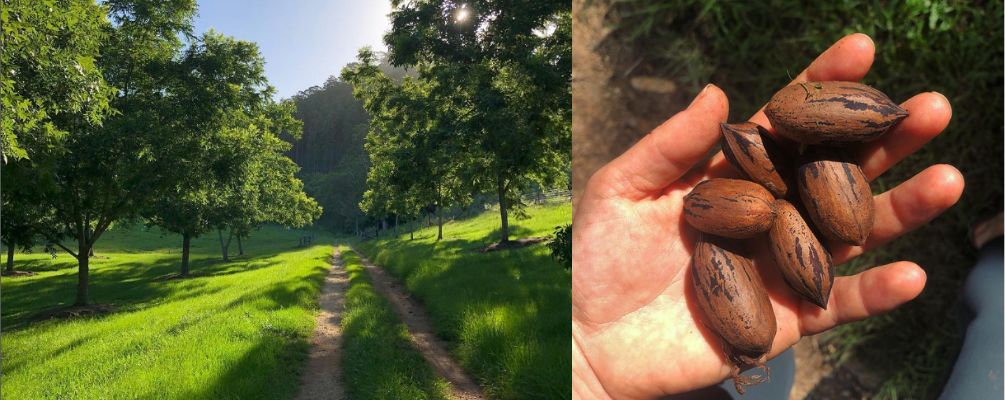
[192,1,392,99]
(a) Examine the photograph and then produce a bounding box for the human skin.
[571,33,963,399]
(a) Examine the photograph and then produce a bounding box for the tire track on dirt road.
[296,248,348,400]
[350,247,485,400]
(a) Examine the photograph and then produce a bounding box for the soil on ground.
[296,250,349,400]
[351,248,485,400]
[572,0,689,208]
[32,304,117,321]
[1,270,36,277]
[478,237,547,253]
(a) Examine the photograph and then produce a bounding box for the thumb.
[587,84,729,200]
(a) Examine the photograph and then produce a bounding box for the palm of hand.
[572,34,962,400]
[573,168,819,397]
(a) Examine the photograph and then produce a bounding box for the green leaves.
[343,2,570,238]
[0,0,112,161]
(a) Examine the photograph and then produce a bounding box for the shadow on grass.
[224,261,331,312]
[175,336,310,400]
[485,225,537,243]
[12,257,78,273]
[339,250,450,400]
[1,245,330,331]
[1,230,336,400]
[0,332,102,376]
[358,222,571,400]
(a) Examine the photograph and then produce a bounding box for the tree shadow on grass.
[166,260,334,400]
[356,227,572,399]
[167,334,310,400]
[485,225,537,243]
[1,244,330,331]
[223,262,331,312]
[10,256,78,273]
[1,331,102,376]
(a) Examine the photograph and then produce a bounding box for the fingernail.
[688,84,713,109]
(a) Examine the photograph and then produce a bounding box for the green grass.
[338,246,451,400]
[602,2,1003,398]
[355,201,572,400]
[1,225,332,399]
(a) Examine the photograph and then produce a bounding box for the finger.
[831,164,964,263]
[857,92,953,180]
[799,261,926,335]
[750,33,876,129]
[588,84,729,200]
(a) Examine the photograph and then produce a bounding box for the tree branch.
[38,230,78,259]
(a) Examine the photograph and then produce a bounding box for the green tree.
[343,49,470,241]
[0,160,52,273]
[385,0,571,243]
[210,100,321,261]
[0,0,113,161]
[143,31,284,275]
[22,0,197,305]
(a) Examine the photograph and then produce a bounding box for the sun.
[455,4,470,23]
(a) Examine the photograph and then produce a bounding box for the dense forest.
[286,60,408,233]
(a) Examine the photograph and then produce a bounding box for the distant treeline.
[285,60,409,233]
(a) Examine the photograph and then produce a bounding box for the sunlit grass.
[356,201,572,400]
[339,246,450,400]
[2,225,331,399]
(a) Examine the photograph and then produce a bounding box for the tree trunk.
[410,219,414,241]
[76,251,90,306]
[237,236,244,256]
[5,244,14,274]
[181,233,191,277]
[498,178,510,244]
[427,213,432,227]
[218,230,230,261]
[394,215,399,235]
[85,225,97,258]
[437,205,443,241]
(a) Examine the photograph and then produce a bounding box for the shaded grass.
[1,225,332,399]
[338,246,450,400]
[355,201,572,400]
[600,1,1002,398]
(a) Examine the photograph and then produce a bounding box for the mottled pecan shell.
[765,81,908,144]
[769,199,834,308]
[720,122,793,197]
[683,179,776,239]
[691,234,777,358]
[797,147,875,245]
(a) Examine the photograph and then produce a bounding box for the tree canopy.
[350,0,572,243]
[343,49,471,240]
[143,31,319,274]
[4,0,320,303]
[0,0,114,161]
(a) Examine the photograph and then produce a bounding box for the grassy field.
[356,201,572,400]
[338,246,450,399]
[1,225,331,399]
[601,1,1003,397]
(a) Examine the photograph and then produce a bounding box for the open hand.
[571,33,963,399]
